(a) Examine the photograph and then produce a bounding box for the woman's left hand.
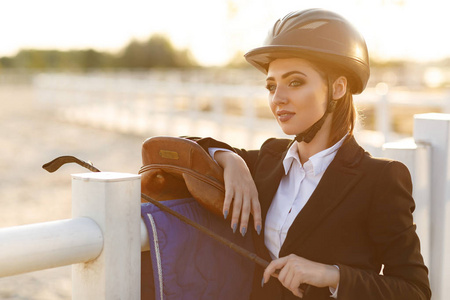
[263,254,340,298]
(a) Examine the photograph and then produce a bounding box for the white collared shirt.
[264,136,346,260]
[209,136,346,298]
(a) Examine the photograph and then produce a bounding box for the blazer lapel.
[255,146,290,223]
[251,140,291,262]
[280,137,366,255]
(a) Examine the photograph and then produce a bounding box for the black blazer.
[195,136,431,300]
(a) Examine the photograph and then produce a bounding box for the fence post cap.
[382,138,417,150]
[414,113,450,121]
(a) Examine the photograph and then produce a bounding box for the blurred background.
[1,0,449,299]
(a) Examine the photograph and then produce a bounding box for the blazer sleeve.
[185,136,260,173]
[337,161,431,300]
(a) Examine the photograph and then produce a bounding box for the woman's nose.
[271,87,288,105]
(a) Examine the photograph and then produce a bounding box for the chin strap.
[294,75,336,143]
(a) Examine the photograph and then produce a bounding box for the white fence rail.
[0,217,103,277]
[32,72,450,149]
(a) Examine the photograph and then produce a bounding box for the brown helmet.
[245,8,370,94]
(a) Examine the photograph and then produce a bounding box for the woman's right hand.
[214,150,262,237]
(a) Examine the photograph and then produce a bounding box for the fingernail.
[261,277,265,287]
[256,225,261,235]
[241,227,247,237]
[232,223,237,233]
[224,210,228,220]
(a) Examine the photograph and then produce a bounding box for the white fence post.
[413,113,450,300]
[376,91,391,142]
[72,172,141,300]
[382,140,431,267]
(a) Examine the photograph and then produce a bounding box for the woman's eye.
[289,80,304,87]
[265,84,276,92]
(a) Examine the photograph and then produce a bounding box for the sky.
[1,0,450,66]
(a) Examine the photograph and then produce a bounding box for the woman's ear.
[332,76,347,100]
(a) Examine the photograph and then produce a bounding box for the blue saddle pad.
[141,198,255,300]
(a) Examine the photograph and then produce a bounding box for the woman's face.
[266,58,328,136]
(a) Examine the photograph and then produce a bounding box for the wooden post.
[72,172,141,300]
[413,113,450,300]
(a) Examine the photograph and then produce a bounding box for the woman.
[194,8,431,299]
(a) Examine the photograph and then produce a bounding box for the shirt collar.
[283,143,301,175]
[283,134,348,176]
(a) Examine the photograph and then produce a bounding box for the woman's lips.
[277,110,295,122]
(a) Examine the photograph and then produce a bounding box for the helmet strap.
[294,76,337,143]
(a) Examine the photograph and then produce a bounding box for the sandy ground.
[0,85,147,299]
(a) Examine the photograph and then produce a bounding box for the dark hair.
[329,88,356,146]
[308,60,357,146]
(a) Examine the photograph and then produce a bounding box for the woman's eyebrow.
[266,70,307,81]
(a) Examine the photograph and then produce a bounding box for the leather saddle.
[138,136,225,217]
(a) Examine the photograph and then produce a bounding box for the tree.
[118,34,197,68]
[0,34,198,70]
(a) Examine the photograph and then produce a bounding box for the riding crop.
[42,156,270,269]
[42,155,311,295]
